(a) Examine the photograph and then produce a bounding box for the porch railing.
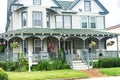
[65,51,73,68]
[96,49,118,58]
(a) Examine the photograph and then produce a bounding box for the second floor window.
[33,0,41,5]
[64,16,71,29]
[84,1,91,12]
[82,17,87,28]
[33,12,42,28]
[56,15,71,29]
[90,17,96,28]
[22,12,27,28]
[56,16,63,28]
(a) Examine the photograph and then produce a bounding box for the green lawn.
[7,70,88,80]
[99,67,120,76]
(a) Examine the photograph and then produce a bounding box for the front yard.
[99,67,120,76]
[7,70,88,80]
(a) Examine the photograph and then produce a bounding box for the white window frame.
[90,17,96,29]
[33,11,42,28]
[84,1,91,12]
[56,15,63,29]
[64,16,72,29]
[34,39,41,54]
[81,16,88,29]
[22,12,27,28]
[33,0,41,5]
[56,15,72,29]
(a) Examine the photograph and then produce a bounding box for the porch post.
[22,39,25,53]
[83,40,85,50]
[63,38,66,61]
[6,40,9,61]
[58,39,61,50]
[116,36,119,57]
[41,39,43,51]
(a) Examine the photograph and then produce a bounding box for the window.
[46,13,50,28]
[84,1,91,12]
[82,17,87,28]
[22,12,27,28]
[56,15,71,29]
[33,12,42,28]
[90,17,96,28]
[34,39,41,54]
[33,0,41,5]
[56,16,63,28]
[64,16,71,29]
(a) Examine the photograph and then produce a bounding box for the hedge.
[93,58,120,68]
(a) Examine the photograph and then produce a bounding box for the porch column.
[41,39,43,51]
[6,40,9,61]
[22,39,25,53]
[116,36,119,57]
[58,39,61,50]
[98,39,101,49]
[98,38,102,59]
[83,40,85,50]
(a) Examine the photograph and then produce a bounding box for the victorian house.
[0,0,118,70]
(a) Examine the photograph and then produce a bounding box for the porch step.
[72,60,92,70]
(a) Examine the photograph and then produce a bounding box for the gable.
[67,0,109,15]
[36,0,62,8]
[58,1,73,10]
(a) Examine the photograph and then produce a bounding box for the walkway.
[81,69,106,78]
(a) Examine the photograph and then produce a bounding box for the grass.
[7,70,88,80]
[99,67,120,76]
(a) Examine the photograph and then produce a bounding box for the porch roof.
[54,29,117,36]
[0,28,118,38]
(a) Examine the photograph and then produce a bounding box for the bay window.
[22,12,27,28]
[33,12,42,28]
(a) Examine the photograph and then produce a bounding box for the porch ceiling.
[0,28,118,38]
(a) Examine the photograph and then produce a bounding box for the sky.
[0,0,120,33]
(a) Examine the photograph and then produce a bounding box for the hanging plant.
[10,42,19,48]
[107,41,115,46]
[89,41,96,48]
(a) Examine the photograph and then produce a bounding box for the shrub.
[32,59,70,71]
[0,46,6,53]
[0,58,28,72]
[93,61,99,68]
[18,58,28,72]
[94,58,120,68]
[0,68,8,80]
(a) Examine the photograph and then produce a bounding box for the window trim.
[21,11,27,28]
[55,15,72,29]
[32,11,42,28]
[46,13,50,28]
[84,1,91,12]
[90,17,96,29]
[33,0,41,5]
[81,16,88,29]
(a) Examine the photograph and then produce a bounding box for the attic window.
[33,0,41,5]
[84,1,91,12]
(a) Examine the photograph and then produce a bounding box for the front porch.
[0,28,119,70]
